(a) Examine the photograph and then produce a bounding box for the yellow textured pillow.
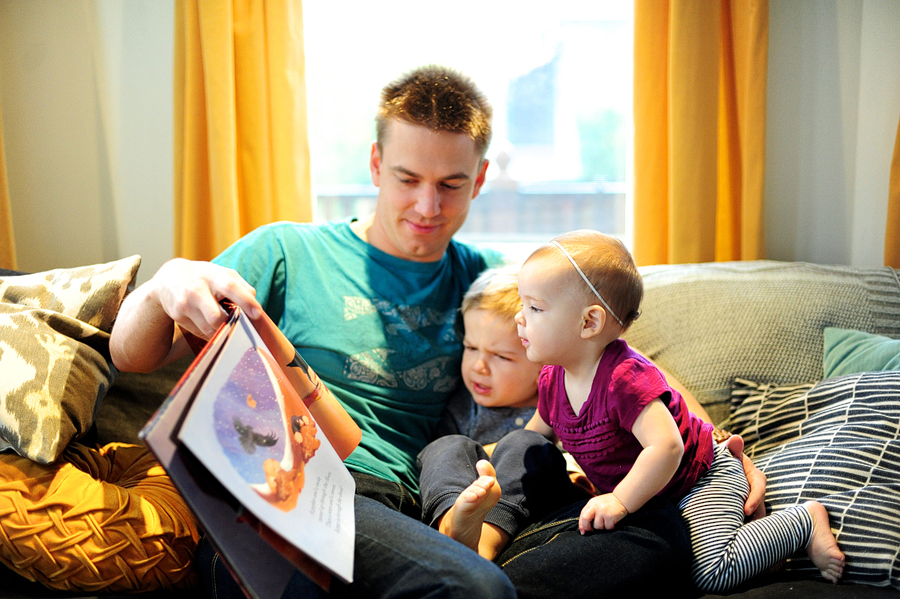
[0,442,199,592]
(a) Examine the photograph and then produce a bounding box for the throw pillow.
[722,379,816,453]
[823,327,900,378]
[623,261,900,425]
[0,256,141,463]
[0,442,199,592]
[724,372,900,590]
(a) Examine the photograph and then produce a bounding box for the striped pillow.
[722,372,900,590]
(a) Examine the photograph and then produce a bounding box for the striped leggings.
[678,443,813,593]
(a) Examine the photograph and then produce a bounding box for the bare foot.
[804,501,845,583]
[438,460,502,552]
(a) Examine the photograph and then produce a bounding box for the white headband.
[551,240,625,327]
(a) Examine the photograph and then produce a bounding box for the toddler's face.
[461,308,542,409]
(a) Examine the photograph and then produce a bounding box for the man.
[111,65,762,598]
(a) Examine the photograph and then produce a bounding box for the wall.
[766,0,900,266]
[0,0,898,273]
[0,0,173,283]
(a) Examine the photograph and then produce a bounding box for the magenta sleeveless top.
[537,339,714,501]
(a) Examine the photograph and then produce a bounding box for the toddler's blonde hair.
[461,265,521,322]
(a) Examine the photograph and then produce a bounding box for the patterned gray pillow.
[623,260,900,425]
[723,372,900,590]
[0,256,141,463]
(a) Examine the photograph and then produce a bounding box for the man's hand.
[150,258,261,340]
[741,453,767,519]
[720,434,767,519]
[110,258,262,373]
[717,432,766,518]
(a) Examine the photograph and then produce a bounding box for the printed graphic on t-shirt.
[341,295,460,393]
[344,296,455,333]
[344,351,458,392]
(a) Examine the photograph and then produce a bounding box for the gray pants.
[417,429,588,536]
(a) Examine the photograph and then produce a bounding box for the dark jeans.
[418,430,589,536]
[199,471,516,599]
[498,495,692,599]
[199,470,692,599]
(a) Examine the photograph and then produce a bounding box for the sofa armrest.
[95,357,192,446]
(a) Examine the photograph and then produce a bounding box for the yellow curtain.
[633,0,768,266]
[887,115,900,269]
[0,95,16,270]
[174,0,312,261]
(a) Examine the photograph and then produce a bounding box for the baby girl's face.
[515,256,587,367]
[460,308,541,409]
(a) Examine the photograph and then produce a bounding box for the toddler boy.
[417,266,587,559]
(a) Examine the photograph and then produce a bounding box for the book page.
[177,310,355,583]
[141,310,306,599]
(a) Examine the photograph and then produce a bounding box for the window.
[303,1,633,262]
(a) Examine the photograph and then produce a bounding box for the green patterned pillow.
[0,256,141,463]
[823,327,900,378]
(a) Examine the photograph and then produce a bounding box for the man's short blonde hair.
[376,65,493,159]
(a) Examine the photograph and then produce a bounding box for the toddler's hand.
[579,493,628,533]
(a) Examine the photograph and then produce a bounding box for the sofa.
[1,258,899,598]
[623,260,900,598]
[0,257,199,599]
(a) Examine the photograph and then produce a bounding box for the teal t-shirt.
[213,220,501,495]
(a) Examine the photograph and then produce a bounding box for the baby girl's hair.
[529,230,643,329]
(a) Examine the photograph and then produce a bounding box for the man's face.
[368,120,488,262]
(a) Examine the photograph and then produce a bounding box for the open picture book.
[140,304,358,599]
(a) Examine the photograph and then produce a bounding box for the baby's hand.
[579,493,628,533]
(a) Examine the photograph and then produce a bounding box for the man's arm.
[110,258,262,373]
[111,257,362,459]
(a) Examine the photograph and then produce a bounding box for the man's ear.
[580,305,606,339]
[370,142,382,186]
[471,158,489,199]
